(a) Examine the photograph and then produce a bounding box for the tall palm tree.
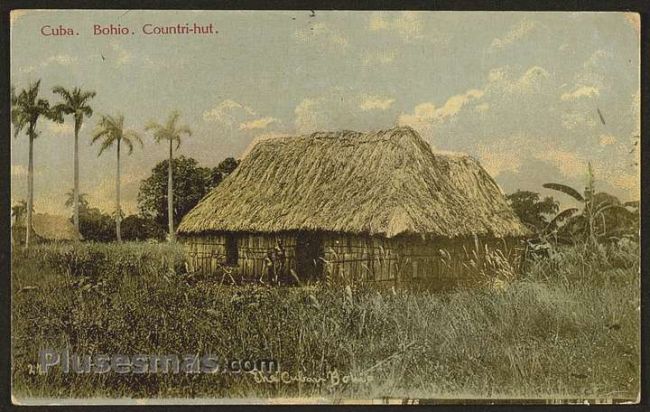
[145,111,192,242]
[91,114,142,242]
[52,86,96,234]
[11,80,56,248]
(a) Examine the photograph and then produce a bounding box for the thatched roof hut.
[179,126,527,238]
[178,126,529,286]
[13,213,83,243]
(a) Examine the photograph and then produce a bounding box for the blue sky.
[10,10,640,215]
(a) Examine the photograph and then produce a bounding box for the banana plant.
[543,162,636,243]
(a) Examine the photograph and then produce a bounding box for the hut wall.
[322,234,523,288]
[181,233,298,281]
[322,235,399,284]
[182,232,524,288]
[236,233,297,281]
[182,234,228,275]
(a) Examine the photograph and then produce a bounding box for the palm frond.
[80,90,97,102]
[122,137,134,155]
[144,121,162,132]
[146,111,191,149]
[91,126,111,144]
[542,183,584,202]
[97,138,114,157]
[123,130,144,150]
[11,80,51,139]
[166,110,181,130]
[52,86,73,103]
[80,106,93,118]
[178,124,192,137]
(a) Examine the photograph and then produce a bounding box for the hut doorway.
[225,233,238,265]
[296,232,323,281]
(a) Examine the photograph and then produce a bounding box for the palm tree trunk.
[73,120,80,234]
[168,139,175,242]
[26,134,34,249]
[116,139,121,243]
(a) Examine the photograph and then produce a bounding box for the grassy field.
[11,240,640,403]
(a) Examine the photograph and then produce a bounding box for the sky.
[10,10,640,216]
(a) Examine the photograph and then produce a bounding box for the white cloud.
[476,139,525,177]
[611,173,639,195]
[359,95,395,111]
[45,54,77,66]
[18,54,78,74]
[561,85,600,101]
[294,98,328,134]
[398,88,484,134]
[368,12,424,41]
[599,134,617,147]
[487,66,550,94]
[292,89,399,134]
[18,65,35,74]
[489,19,537,51]
[295,22,348,52]
[239,116,279,131]
[110,42,131,66]
[535,149,586,178]
[362,50,396,66]
[240,132,291,159]
[203,99,256,126]
[565,50,609,97]
[561,111,597,130]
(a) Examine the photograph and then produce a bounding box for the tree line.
[11,79,238,247]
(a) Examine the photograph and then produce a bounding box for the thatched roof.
[178,127,529,238]
[14,213,83,241]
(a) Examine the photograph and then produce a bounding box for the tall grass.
[11,240,639,402]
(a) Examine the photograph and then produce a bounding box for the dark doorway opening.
[295,232,323,281]
[225,234,238,266]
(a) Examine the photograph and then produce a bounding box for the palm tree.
[145,111,192,242]
[64,188,89,212]
[52,86,96,234]
[11,80,57,248]
[91,114,142,242]
[11,200,32,222]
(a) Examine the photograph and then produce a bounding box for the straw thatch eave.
[178,126,530,239]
